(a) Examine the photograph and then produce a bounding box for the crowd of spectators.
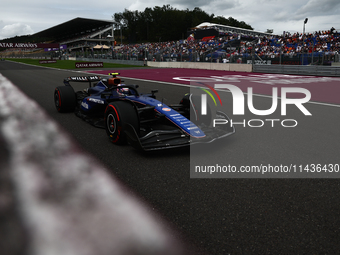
[248,28,340,58]
[112,35,238,61]
[5,26,338,63]
[109,28,340,63]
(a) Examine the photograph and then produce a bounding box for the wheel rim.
[54,92,60,108]
[107,113,116,134]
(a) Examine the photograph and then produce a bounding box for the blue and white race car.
[54,73,235,151]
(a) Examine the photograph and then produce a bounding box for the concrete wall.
[71,57,253,71]
[76,57,145,66]
[147,61,253,72]
[253,64,340,76]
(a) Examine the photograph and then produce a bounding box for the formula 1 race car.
[54,73,235,151]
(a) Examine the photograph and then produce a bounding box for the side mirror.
[151,89,158,99]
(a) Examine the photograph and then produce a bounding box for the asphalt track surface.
[1,61,340,254]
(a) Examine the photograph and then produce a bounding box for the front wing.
[124,111,235,151]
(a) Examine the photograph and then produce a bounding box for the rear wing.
[63,76,102,87]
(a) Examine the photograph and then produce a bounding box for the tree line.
[112,5,253,43]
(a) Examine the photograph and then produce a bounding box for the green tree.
[112,5,253,43]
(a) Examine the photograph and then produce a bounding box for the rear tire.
[105,101,139,145]
[54,86,76,112]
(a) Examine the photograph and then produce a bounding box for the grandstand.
[0,18,117,58]
[34,18,117,50]
[1,18,339,67]
[188,22,274,39]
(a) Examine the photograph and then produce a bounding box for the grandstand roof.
[194,22,274,37]
[195,22,217,29]
[33,17,115,42]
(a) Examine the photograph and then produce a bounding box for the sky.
[1,0,340,40]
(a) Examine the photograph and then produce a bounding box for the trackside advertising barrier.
[39,60,57,64]
[0,42,60,49]
[75,62,103,68]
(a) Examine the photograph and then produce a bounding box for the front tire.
[54,86,76,112]
[105,101,139,145]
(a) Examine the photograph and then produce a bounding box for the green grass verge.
[5,58,144,69]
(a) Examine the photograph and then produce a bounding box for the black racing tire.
[105,101,139,145]
[54,86,76,113]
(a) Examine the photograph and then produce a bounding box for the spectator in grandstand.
[104,27,340,64]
